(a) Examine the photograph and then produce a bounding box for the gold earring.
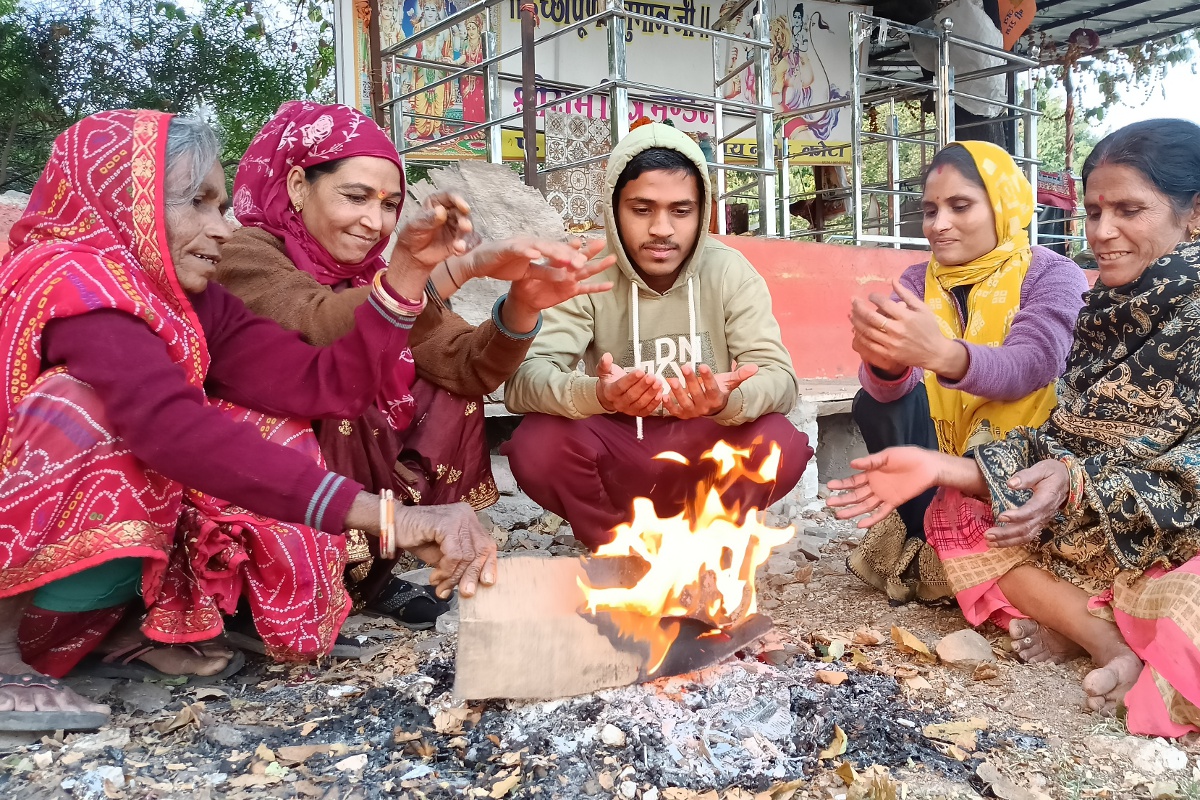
[292,200,304,213]
[1190,226,1200,241]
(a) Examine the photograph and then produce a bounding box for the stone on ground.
[935,629,995,666]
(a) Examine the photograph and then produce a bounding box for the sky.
[1076,57,1200,135]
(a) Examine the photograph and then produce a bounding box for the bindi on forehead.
[936,165,944,174]
[1099,194,1105,203]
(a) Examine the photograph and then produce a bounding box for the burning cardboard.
[455,440,794,700]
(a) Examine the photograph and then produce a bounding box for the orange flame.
[579,440,794,672]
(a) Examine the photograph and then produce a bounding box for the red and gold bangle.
[1058,456,1086,519]
[371,270,426,317]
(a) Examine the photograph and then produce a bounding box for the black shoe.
[366,577,451,629]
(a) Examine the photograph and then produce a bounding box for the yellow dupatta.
[923,141,1058,456]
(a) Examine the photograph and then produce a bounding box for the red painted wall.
[717,235,926,380]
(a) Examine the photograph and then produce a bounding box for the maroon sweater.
[41,282,415,534]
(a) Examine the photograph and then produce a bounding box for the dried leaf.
[847,766,899,800]
[662,790,695,800]
[945,744,969,761]
[760,779,805,800]
[153,702,204,734]
[409,739,436,759]
[973,663,1000,681]
[300,722,319,737]
[819,724,848,760]
[849,649,872,667]
[816,670,849,686]
[491,772,521,798]
[433,706,476,735]
[853,628,886,646]
[264,761,290,778]
[923,718,988,751]
[897,623,931,657]
[487,734,502,746]
[393,730,423,744]
[276,746,326,764]
[893,666,919,679]
[255,743,276,763]
[903,675,933,691]
[598,771,615,791]
[836,760,858,785]
[293,781,324,798]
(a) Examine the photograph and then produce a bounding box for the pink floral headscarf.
[233,101,405,287]
[235,101,417,431]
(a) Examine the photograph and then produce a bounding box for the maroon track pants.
[501,412,812,550]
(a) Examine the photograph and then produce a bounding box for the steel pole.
[484,5,504,164]
[606,0,630,146]
[753,0,776,236]
[520,6,539,187]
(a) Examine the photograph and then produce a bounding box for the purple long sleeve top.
[41,281,416,534]
[859,246,1088,404]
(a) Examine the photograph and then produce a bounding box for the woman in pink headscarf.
[219,102,610,640]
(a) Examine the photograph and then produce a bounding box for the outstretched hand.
[825,447,944,527]
[395,503,497,599]
[984,459,1069,548]
[391,191,473,274]
[662,362,757,419]
[506,238,616,312]
[596,352,666,417]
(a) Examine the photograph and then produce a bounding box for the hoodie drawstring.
[630,277,698,442]
[632,281,643,440]
[687,276,697,373]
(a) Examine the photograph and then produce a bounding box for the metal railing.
[381,4,1044,245]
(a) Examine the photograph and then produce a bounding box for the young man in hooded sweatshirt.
[501,123,812,551]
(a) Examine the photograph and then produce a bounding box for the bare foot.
[0,648,110,717]
[1081,647,1144,715]
[1009,618,1086,664]
[98,632,232,678]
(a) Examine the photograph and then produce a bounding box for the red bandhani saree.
[0,110,348,675]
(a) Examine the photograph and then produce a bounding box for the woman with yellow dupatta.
[847,141,1087,606]
[831,120,1200,736]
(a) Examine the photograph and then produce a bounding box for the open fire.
[578,439,795,673]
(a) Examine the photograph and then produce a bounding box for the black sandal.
[365,577,450,630]
[0,674,110,732]
[222,613,387,661]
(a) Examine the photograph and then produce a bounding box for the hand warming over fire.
[344,493,496,598]
[397,504,498,599]
[387,191,474,296]
[826,447,946,527]
[662,362,757,419]
[596,352,668,416]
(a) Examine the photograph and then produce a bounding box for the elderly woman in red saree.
[0,109,496,732]
[829,119,1200,738]
[218,101,610,635]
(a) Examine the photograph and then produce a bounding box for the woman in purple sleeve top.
[0,111,496,733]
[846,141,1087,605]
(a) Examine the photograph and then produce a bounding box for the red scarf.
[1,109,208,424]
[232,100,405,287]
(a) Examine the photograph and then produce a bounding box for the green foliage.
[1064,33,1199,124]
[1034,86,1099,175]
[0,0,336,192]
